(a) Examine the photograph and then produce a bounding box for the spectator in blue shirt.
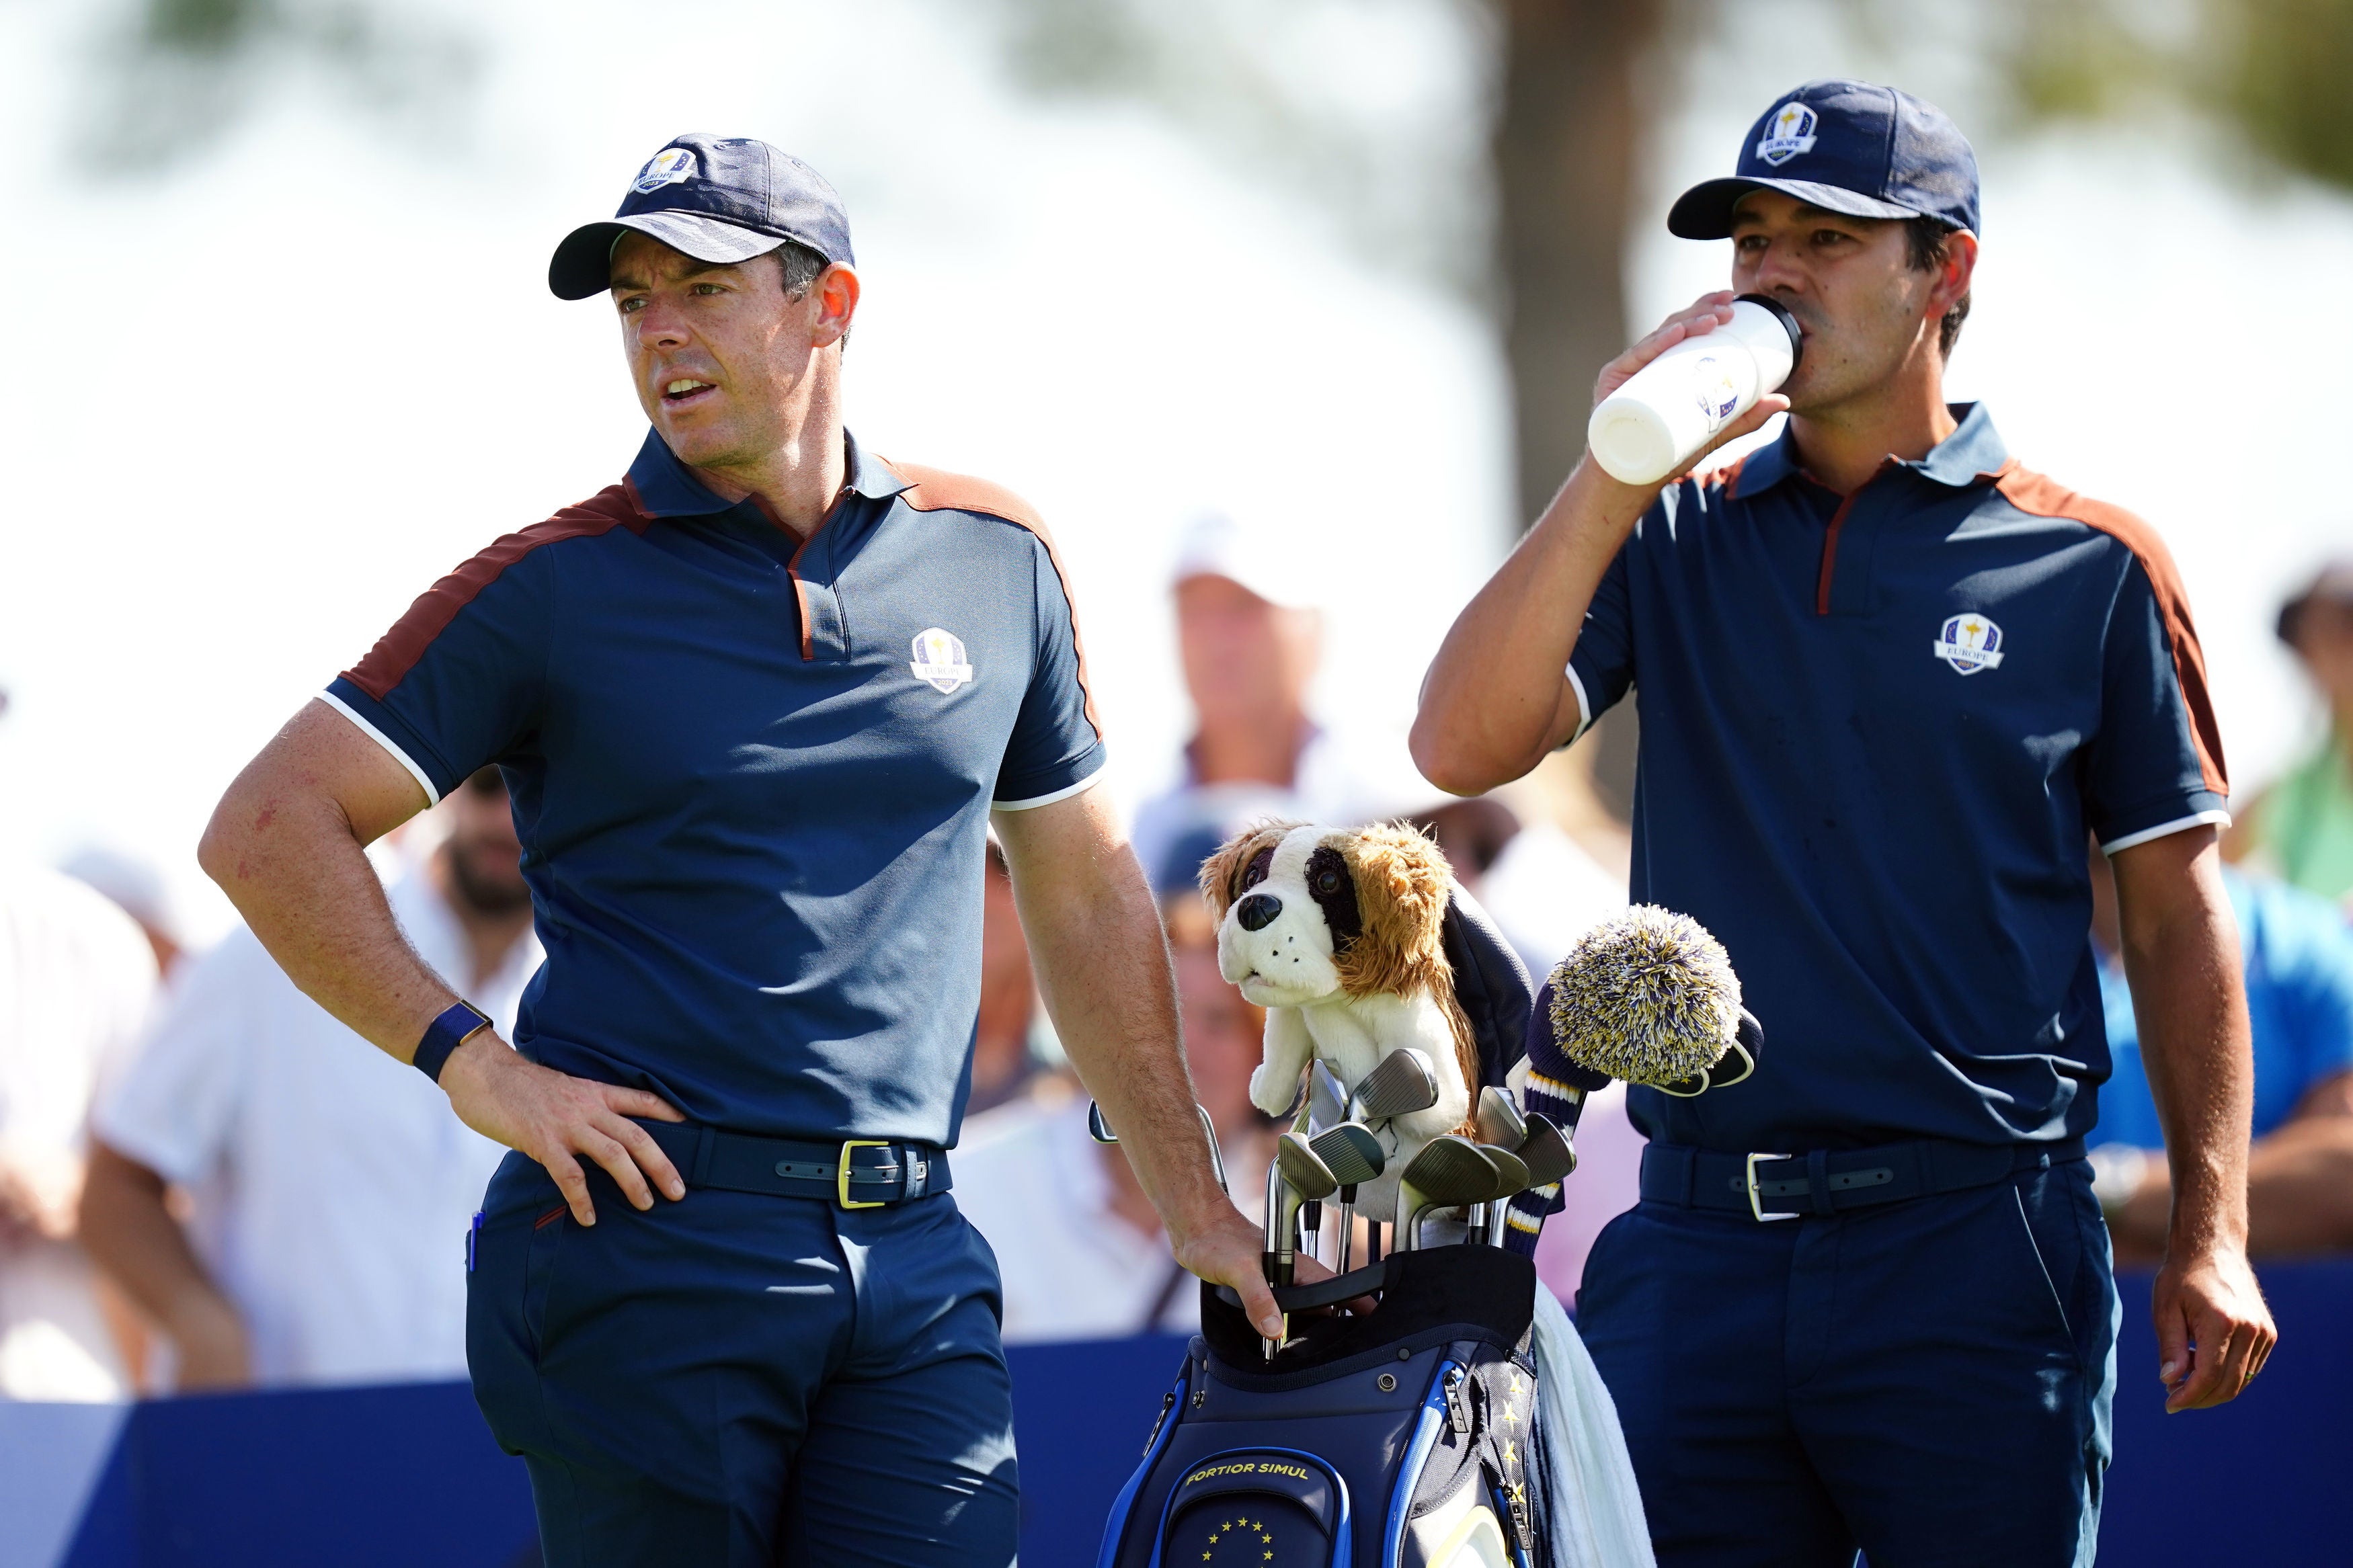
[2089,849,2353,1263]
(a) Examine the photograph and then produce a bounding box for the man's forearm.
[77,1144,248,1379]
[2116,847,2254,1254]
[2115,1114,2353,1262]
[199,704,451,1063]
[995,796,1228,1237]
[1023,868,1226,1233]
[1410,462,1650,795]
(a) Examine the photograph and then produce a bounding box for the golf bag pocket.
[1097,1246,1542,1568]
[1157,1449,1349,1567]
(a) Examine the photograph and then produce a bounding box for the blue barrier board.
[2,1264,2344,1566]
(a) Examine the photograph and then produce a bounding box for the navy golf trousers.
[1576,1156,2117,1568]
[467,1149,1019,1567]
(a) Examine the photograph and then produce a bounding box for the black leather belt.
[640,1121,950,1208]
[1640,1137,2083,1222]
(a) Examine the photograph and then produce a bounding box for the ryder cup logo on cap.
[547,134,856,301]
[1665,79,1981,242]
[1754,102,1819,166]
[1933,613,2005,675]
[631,147,697,194]
[910,628,974,693]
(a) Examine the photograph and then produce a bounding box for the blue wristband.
[415,1001,493,1083]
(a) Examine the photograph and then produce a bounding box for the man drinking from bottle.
[1412,79,2273,1565]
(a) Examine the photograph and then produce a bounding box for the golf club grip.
[1215,1256,1394,1314]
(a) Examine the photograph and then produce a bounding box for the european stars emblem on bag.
[1933,613,2005,675]
[910,628,974,693]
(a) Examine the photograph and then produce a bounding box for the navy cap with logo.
[549,133,854,300]
[1667,79,1979,241]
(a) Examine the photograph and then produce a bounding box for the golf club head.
[1394,1135,1501,1251]
[1307,1062,1349,1134]
[1308,1122,1385,1187]
[1476,1145,1533,1202]
[1514,1112,1577,1187]
[1086,1102,1116,1144]
[1275,1132,1341,1204]
[1349,1048,1442,1122]
[1476,1085,1527,1151]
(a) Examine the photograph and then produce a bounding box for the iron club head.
[1347,1048,1442,1122]
[1307,1122,1385,1188]
[1086,1101,1116,1143]
[1307,1062,1349,1135]
[1275,1132,1341,1204]
[1514,1112,1577,1188]
[1476,1145,1533,1203]
[1475,1085,1527,1151]
[1394,1136,1501,1251]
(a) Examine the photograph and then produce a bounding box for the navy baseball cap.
[549,133,854,300]
[1667,79,1979,241]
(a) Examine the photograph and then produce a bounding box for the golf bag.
[1096,1245,1544,1568]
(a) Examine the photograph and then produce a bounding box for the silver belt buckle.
[1745,1152,1799,1222]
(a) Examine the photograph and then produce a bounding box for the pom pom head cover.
[1546,905,1743,1087]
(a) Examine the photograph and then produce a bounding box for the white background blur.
[3,0,2350,941]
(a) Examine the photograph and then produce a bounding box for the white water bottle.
[1586,294,1802,487]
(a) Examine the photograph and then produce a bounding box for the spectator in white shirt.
[957,891,1273,1343]
[1131,511,1403,885]
[0,864,159,1401]
[79,768,539,1390]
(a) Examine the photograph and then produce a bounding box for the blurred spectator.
[1412,795,1623,979]
[2087,844,2353,1264]
[954,888,1273,1343]
[0,864,159,1401]
[2230,565,2353,901]
[966,841,1070,1117]
[1131,511,1396,886]
[61,845,187,979]
[78,768,539,1389]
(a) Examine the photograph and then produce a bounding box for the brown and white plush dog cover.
[1201,821,1478,1225]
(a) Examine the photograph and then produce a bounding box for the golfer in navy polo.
[1415,83,2276,1564]
[198,135,1287,1566]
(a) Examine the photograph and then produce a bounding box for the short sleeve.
[2085,551,2231,854]
[1564,524,1640,744]
[322,539,553,804]
[994,534,1108,810]
[92,931,264,1187]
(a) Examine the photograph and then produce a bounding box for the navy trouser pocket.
[467,1151,566,1460]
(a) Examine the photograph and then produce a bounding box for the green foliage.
[1995,0,2353,192]
[2225,0,2353,188]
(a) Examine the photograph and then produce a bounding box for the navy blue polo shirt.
[323,430,1106,1145]
[1568,404,2229,1152]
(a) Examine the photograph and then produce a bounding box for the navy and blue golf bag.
[1097,891,1556,1568]
[1095,1245,1545,1568]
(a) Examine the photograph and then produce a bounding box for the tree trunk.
[1494,0,1661,821]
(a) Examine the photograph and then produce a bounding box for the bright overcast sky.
[3,0,2348,940]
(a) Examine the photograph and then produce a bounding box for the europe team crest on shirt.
[1933,613,2005,675]
[1755,102,1819,166]
[910,628,974,693]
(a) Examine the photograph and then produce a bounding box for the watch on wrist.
[414,1001,494,1083]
